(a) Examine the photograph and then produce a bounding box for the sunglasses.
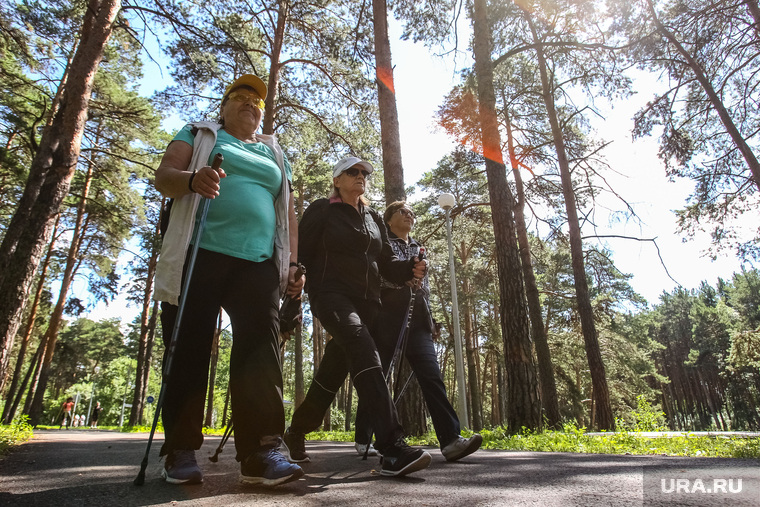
[397,208,415,219]
[343,167,371,178]
[227,91,265,110]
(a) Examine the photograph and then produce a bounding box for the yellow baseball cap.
[223,74,267,102]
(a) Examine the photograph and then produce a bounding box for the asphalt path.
[0,429,758,506]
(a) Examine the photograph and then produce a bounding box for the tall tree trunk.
[23,337,47,416]
[262,0,289,135]
[504,111,561,428]
[129,205,162,426]
[395,362,427,436]
[29,157,96,426]
[488,351,499,426]
[372,0,405,204]
[747,0,760,39]
[0,0,120,385]
[222,383,231,427]
[462,272,483,430]
[472,0,541,432]
[646,0,760,191]
[294,320,304,406]
[204,312,222,427]
[344,378,353,432]
[141,299,160,424]
[1,216,59,424]
[525,13,614,430]
[497,358,507,427]
[5,344,43,424]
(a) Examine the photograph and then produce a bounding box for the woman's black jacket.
[298,198,416,304]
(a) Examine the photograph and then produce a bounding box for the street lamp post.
[438,193,469,427]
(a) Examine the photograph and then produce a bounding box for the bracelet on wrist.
[289,262,299,267]
[188,170,197,193]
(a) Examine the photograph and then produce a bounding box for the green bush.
[0,415,33,454]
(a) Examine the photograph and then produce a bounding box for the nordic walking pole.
[209,423,234,462]
[389,247,425,394]
[363,247,425,460]
[384,247,425,387]
[134,153,223,486]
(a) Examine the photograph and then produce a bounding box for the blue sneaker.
[162,450,203,484]
[239,444,304,487]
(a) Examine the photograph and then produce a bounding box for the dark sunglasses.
[343,167,371,178]
[397,208,415,219]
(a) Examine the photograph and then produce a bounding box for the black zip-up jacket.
[379,232,435,333]
[298,197,417,303]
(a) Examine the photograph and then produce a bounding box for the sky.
[83,15,754,325]
[386,24,752,306]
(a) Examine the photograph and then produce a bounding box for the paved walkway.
[0,429,758,506]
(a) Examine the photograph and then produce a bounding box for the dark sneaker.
[441,434,483,462]
[380,439,431,477]
[239,445,304,487]
[282,427,310,463]
[162,450,203,484]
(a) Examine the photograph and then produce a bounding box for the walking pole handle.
[413,246,426,289]
[211,152,223,171]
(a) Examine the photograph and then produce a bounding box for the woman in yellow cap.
[154,74,303,487]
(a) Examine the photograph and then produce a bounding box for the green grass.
[0,416,33,454]
[307,423,760,459]
[5,419,759,459]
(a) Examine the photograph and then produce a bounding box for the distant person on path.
[59,398,74,429]
[154,74,304,487]
[354,201,482,461]
[282,157,432,477]
[90,402,102,428]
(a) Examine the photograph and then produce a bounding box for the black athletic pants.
[288,291,404,454]
[354,288,461,449]
[160,248,284,460]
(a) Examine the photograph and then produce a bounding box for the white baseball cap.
[332,156,374,178]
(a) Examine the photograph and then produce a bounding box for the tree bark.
[395,361,427,436]
[748,0,760,39]
[1,216,59,424]
[29,155,97,426]
[23,336,47,416]
[294,320,305,407]
[372,0,405,204]
[129,203,162,426]
[5,344,42,425]
[525,12,614,430]
[462,270,483,430]
[472,0,542,432]
[505,112,561,428]
[262,0,289,135]
[0,0,120,385]
[204,312,222,427]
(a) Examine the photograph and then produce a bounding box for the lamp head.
[438,193,456,210]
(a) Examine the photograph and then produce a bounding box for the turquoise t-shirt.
[173,124,292,262]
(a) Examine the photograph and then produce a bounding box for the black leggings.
[289,292,404,453]
[160,248,283,460]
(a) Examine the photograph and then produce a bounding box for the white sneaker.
[354,442,378,456]
[441,434,482,462]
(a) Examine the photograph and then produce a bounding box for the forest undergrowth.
[3,421,758,459]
